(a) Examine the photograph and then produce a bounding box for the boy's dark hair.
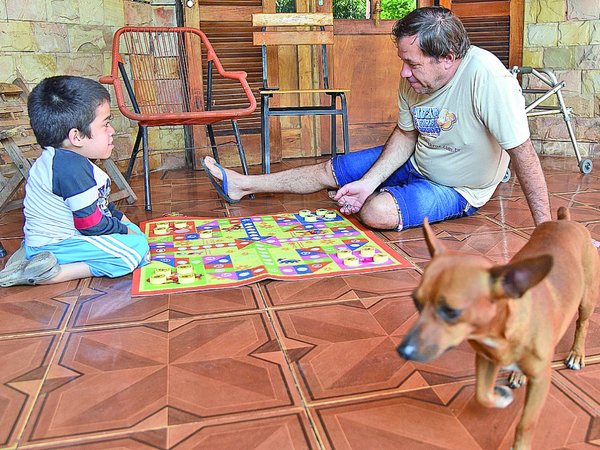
[392,7,470,60]
[28,75,111,148]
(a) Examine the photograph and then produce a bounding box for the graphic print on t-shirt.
[412,106,457,137]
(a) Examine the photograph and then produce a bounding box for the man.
[202,6,551,230]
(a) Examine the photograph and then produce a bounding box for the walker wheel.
[579,159,593,174]
[502,168,511,183]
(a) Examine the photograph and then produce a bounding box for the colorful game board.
[132,211,411,295]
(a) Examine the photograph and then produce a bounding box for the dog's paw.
[493,386,514,408]
[508,371,526,389]
[565,351,585,370]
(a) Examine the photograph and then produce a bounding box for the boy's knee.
[133,237,150,266]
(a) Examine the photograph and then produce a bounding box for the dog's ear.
[423,217,446,256]
[489,255,554,299]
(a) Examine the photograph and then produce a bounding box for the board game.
[132,210,411,295]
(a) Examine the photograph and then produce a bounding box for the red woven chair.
[100,26,257,211]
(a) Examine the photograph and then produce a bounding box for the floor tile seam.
[12,330,70,448]
[550,371,600,416]
[68,307,270,332]
[385,226,514,245]
[263,293,416,312]
[258,302,327,450]
[552,193,600,204]
[0,330,62,342]
[580,354,600,364]
[303,378,478,409]
[15,424,169,450]
[475,214,527,232]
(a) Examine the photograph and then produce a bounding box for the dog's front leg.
[512,367,551,450]
[475,353,513,408]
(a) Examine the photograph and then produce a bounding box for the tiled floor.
[1,155,599,449]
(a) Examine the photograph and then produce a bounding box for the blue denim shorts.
[25,222,150,278]
[331,146,478,230]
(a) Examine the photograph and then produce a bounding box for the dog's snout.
[397,341,414,359]
[397,335,419,360]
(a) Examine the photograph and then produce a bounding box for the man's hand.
[332,127,418,215]
[334,179,378,214]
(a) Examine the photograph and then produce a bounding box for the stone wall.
[0,0,180,171]
[523,0,600,162]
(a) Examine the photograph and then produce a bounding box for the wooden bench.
[0,80,137,213]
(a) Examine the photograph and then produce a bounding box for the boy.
[0,76,149,287]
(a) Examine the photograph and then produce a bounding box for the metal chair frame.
[101,26,257,210]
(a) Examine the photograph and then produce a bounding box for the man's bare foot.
[203,156,247,202]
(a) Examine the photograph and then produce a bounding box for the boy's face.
[74,101,115,160]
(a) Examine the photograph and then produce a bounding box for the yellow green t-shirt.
[397,46,529,207]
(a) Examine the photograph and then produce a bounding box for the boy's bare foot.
[202,156,247,203]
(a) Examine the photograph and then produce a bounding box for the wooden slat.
[461,13,510,66]
[453,1,509,18]
[252,13,333,27]
[253,31,334,46]
[259,88,349,94]
[199,20,262,135]
[198,5,262,22]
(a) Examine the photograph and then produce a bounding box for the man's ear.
[66,128,84,148]
[441,52,456,68]
[423,217,446,257]
[489,255,553,299]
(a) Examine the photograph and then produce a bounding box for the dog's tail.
[557,206,571,221]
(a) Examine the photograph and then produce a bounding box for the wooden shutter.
[198,1,263,136]
[452,0,523,68]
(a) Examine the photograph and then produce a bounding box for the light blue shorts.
[331,146,478,230]
[25,222,150,278]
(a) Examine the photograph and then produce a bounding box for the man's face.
[397,35,453,95]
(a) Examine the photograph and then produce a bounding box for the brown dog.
[397,207,599,450]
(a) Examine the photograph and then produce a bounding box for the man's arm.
[509,138,551,225]
[335,126,418,214]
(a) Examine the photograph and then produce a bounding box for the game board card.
[132,212,411,295]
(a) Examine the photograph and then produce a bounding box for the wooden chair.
[100,26,257,211]
[252,13,350,173]
[0,80,136,214]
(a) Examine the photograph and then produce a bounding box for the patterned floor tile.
[394,229,530,270]
[312,375,597,449]
[380,215,506,243]
[262,269,421,307]
[19,313,300,446]
[68,277,262,329]
[0,335,59,448]
[272,296,477,402]
[167,412,319,449]
[0,282,80,337]
[479,195,600,229]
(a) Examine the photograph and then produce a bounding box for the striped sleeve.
[52,150,128,236]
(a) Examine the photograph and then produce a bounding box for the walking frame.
[510,66,593,175]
